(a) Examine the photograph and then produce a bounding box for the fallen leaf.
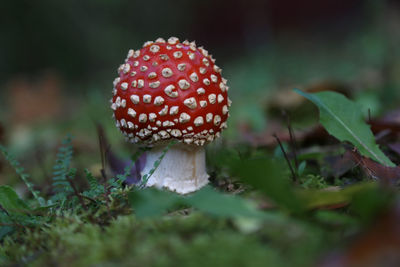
[323,150,357,178]
[319,201,400,267]
[381,108,400,123]
[239,120,328,148]
[387,143,400,157]
[348,149,400,183]
[369,120,400,135]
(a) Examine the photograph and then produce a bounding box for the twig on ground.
[273,133,298,183]
[283,110,299,170]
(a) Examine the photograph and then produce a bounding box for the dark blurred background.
[1,0,399,83]
[0,0,400,159]
[0,0,394,79]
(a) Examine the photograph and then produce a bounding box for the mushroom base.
[142,144,209,194]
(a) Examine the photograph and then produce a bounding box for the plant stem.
[273,134,298,183]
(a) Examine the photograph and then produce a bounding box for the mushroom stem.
[142,144,209,194]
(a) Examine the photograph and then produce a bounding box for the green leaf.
[349,184,393,223]
[298,161,307,176]
[294,89,394,167]
[314,210,358,227]
[0,226,14,240]
[0,145,45,207]
[129,186,276,220]
[0,186,30,213]
[186,186,269,219]
[297,182,376,209]
[129,188,182,218]
[231,157,304,213]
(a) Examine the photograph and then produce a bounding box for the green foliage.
[230,156,304,213]
[186,186,269,219]
[0,185,29,239]
[0,145,45,206]
[0,206,345,267]
[314,210,358,228]
[0,186,30,213]
[82,169,104,199]
[129,188,182,217]
[299,174,327,190]
[0,186,46,241]
[50,135,75,204]
[298,182,377,210]
[294,89,395,167]
[110,160,137,189]
[129,186,270,220]
[349,185,394,223]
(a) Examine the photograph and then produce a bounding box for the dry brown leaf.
[319,202,400,267]
[323,151,357,178]
[348,149,400,183]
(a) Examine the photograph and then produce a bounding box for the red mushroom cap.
[111,37,231,146]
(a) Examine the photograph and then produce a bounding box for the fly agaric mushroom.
[110,37,231,194]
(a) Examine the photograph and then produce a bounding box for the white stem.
[141,144,209,194]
